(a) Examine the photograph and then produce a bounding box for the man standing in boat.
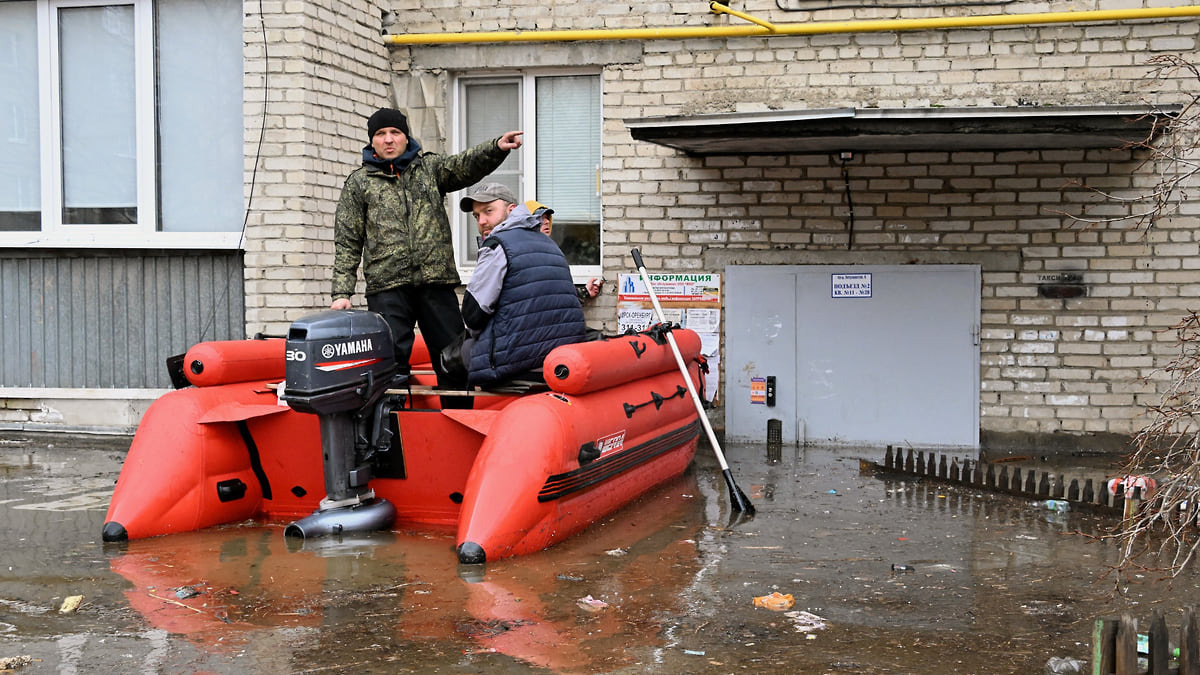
[329,108,523,403]
[454,184,587,387]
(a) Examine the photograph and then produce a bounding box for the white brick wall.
[243,0,1200,441]
[243,0,393,336]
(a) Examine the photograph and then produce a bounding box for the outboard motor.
[279,310,401,539]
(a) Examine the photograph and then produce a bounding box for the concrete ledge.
[704,249,1022,271]
[0,422,136,437]
[0,388,167,435]
[980,429,1133,456]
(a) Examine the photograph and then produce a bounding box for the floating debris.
[604,548,627,557]
[784,610,828,633]
[752,592,794,611]
[58,595,83,614]
[0,655,33,670]
[576,595,609,612]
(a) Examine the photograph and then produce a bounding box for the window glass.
[156,0,243,232]
[536,75,600,265]
[456,72,601,270]
[461,80,520,258]
[59,4,137,225]
[0,1,41,232]
[0,0,243,246]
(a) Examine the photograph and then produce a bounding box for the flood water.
[1,430,1196,674]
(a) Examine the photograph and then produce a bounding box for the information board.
[617,273,721,403]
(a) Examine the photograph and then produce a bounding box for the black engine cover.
[281,310,396,415]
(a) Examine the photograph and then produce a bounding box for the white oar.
[631,249,755,514]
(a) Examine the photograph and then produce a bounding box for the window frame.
[451,68,603,283]
[0,0,243,250]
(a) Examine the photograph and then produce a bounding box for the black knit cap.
[367,108,409,139]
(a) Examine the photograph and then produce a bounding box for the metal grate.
[767,418,782,462]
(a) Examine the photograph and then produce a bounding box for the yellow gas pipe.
[708,1,778,31]
[384,3,1200,45]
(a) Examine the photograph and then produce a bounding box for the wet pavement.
[1,430,1197,674]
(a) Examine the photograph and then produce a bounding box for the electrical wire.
[839,153,855,251]
[198,0,267,343]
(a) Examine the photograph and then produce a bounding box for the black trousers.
[366,284,470,408]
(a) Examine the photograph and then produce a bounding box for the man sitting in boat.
[526,199,603,305]
[454,183,587,388]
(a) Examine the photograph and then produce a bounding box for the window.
[454,72,601,277]
[0,0,243,248]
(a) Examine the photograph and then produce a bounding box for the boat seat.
[481,369,550,395]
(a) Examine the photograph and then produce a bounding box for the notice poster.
[617,272,721,403]
[831,272,872,298]
[750,377,766,405]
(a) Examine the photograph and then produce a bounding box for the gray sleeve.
[465,244,507,315]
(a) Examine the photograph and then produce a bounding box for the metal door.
[725,265,980,449]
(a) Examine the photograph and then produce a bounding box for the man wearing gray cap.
[330,108,522,405]
[461,182,519,240]
[451,183,587,388]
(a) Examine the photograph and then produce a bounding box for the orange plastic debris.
[752,592,795,611]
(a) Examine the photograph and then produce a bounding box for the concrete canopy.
[624,104,1181,155]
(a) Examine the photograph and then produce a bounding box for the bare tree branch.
[1053,54,1200,234]
[1082,56,1200,586]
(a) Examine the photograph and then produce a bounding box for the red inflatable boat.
[103,311,705,564]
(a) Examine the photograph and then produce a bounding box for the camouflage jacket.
[331,138,509,300]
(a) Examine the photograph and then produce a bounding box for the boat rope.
[645,322,680,346]
[235,420,273,500]
[623,384,688,418]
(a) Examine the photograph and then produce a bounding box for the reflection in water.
[11,434,1200,673]
[105,470,706,672]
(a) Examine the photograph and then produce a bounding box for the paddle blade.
[723,468,756,515]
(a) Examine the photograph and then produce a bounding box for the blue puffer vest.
[467,228,586,387]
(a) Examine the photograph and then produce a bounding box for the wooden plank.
[1182,606,1200,675]
[395,385,518,398]
[1093,616,1117,675]
[1052,474,1066,499]
[1124,490,1140,520]
[263,381,515,398]
[1147,609,1169,675]
[1115,614,1138,675]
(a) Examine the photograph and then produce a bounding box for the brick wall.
[688,147,1190,438]
[250,0,1200,440]
[243,0,393,336]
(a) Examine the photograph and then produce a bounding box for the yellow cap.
[525,200,553,216]
[525,200,554,234]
